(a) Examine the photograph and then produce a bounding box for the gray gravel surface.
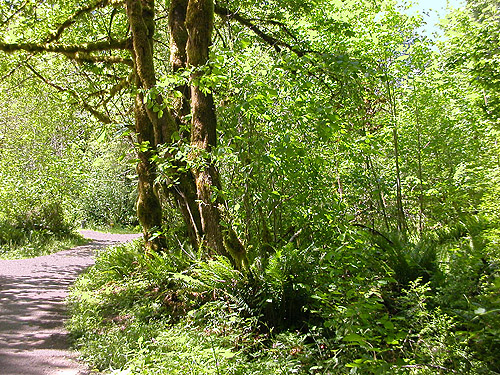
[0,230,141,375]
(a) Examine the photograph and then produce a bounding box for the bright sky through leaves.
[402,0,465,38]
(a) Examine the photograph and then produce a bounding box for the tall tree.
[0,0,256,265]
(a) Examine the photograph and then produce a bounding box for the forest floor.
[0,230,140,375]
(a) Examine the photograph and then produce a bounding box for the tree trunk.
[185,0,247,268]
[125,0,246,266]
[385,75,407,240]
[169,0,191,126]
[393,125,407,239]
[126,0,179,251]
[413,86,425,236]
[166,0,203,249]
[367,155,390,232]
[185,0,225,255]
[126,0,166,251]
[133,91,165,252]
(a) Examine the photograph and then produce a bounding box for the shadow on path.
[0,231,141,375]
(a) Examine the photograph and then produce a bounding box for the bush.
[15,200,71,234]
[0,199,81,259]
[0,219,24,245]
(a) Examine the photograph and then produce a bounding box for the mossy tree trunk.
[183,0,246,266]
[127,0,246,266]
[167,0,204,249]
[185,0,224,255]
[0,0,247,267]
[126,0,176,251]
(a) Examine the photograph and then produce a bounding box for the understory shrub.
[0,219,24,245]
[68,240,330,374]
[68,218,500,374]
[0,199,82,259]
[14,200,71,234]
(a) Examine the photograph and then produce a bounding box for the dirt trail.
[0,230,141,375]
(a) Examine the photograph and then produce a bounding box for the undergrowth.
[0,224,86,259]
[0,200,86,259]
[67,216,500,374]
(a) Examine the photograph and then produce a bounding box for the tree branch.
[101,71,134,106]
[214,4,316,57]
[63,51,133,66]
[351,223,394,245]
[0,39,131,55]
[44,0,110,43]
[25,63,113,124]
[0,53,35,83]
[252,18,299,41]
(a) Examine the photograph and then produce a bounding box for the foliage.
[0,61,137,251]
[77,137,138,229]
[442,0,500,122]
[68,214,500,373]
[0,223,86,259]
[0,0,499,372]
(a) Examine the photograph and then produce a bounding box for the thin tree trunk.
[385,75,407,240]
[393,125,407,239]
[185,0,247,267]
[367,154,390,232]
[414,92,425,235]
[126,0,170,251]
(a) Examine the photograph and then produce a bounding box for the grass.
[0,231,88,259]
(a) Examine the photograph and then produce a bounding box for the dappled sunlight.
[0,232,138,374]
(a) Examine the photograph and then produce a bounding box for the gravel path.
[0,230,141,375]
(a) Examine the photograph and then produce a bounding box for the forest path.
[0,230,141,375]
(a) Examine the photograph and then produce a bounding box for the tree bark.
[185,0,225,255]
[165,0,204,249]
[169,0,191,125]
[185,0,247,268]
[126,0,176,250]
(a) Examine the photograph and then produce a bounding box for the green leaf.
[96,130,106,143]
[343,333,365,343]
[219,349,236,359]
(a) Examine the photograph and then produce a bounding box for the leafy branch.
[44,0,112,43]
[25,63,113,124]
[214,4,316,57]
